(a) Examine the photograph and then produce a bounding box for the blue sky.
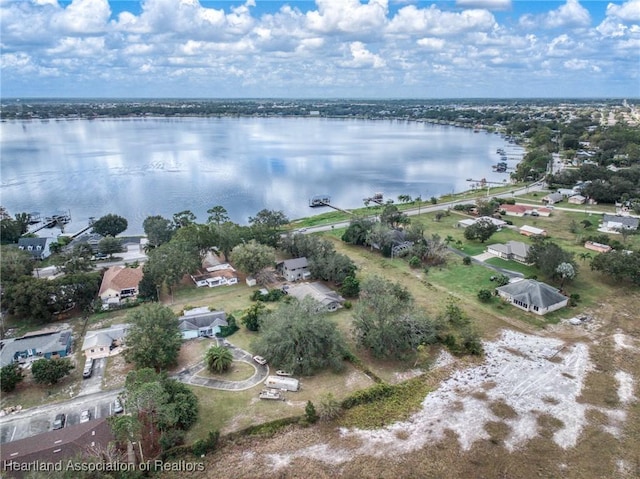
[1,0,639,98]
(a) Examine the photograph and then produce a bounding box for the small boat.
[309,194,331,207]
[276,370,293,377]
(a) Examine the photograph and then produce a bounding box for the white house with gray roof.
[286,282,345,312]
[601,214,639,233]
[81,324,129,360]
[486,241,531,264]
[277,257,311,282]
[17,237,52,260]
[496,280,568,316]
[178,307,228,340]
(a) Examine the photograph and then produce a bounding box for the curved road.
[175,339,269,391]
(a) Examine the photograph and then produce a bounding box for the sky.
[1,0,639,98]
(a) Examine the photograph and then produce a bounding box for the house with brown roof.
[98,265,143,310]
[0,419,117,479]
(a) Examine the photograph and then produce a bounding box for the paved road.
[299,181,547,234]
[0,388,122,444]
[175,339,269,391]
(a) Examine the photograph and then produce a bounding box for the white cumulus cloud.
[520,0,591,30]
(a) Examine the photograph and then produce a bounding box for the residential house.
[568,194,586,205]
[499,204,530,217]
[601,214,639,233]
[584,241,612,253]
[535,207,553,217]
[486,241,531,263]
[81,324,129,360]
[98,265,143,310]
[178,307,228,340]
[496,279,568,315]
[191,264,238,288]
[286,282,345,312]
[0,419,115,479]
[65,232,103,253]
[519,225,547,237]
[0,329,72,368]
[17,237,52,260]
[542,192,564,205]
[277,257,311,282]
[456,216,507,230]
[557,188,576,197]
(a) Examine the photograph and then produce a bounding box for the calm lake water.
[0,117,521,235]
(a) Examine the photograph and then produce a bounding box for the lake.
[0,117,521,235]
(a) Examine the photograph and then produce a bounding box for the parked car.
[275,370,292,377]
[253,355,267,365]
[83,359,94,379]
[80,410,91,423]
[52,413,66,430]
[113,398,124,414]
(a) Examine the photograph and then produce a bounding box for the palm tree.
[578,252,592,263]
[205,346,234,373]
[445,235,455,246]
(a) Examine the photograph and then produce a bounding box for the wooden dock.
[27,212,72,234]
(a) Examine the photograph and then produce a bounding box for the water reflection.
[0,117,519,235]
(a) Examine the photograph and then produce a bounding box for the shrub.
[305,401,318,424]
[160,429,185,451]
[569,293,581,307]
[462,256,472,266]
[408,256,421,268]
[477,289,493,302]
[494,274,510,286]
[343,300,352,309]
[191,430,220,457]
[318,393,342,421]
[342,383,395,409]
[218,314,239,337]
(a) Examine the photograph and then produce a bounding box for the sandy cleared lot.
[237,330,637,470]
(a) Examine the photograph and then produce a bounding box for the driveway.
[472,252,496,262]
[77,357,106,396]
[175,339,269,391]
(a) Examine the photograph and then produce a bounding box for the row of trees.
[246,276,483,375]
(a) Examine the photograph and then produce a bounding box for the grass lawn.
[484,257,536,276]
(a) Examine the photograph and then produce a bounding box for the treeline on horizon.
[1,97,637,121]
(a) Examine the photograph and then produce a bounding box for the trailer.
[265,375,299,392]
[259,388,284,400]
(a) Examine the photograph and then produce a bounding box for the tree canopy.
[91,213,128,237]
[352,276,437,359]
[527,240,576,280]
[124,304,182,371]
[143,215,175,248]
[31,357,74,385]
[230,240,275,279]
[120,368,199,457]
[251,297,346,375]
[463,218,498,243]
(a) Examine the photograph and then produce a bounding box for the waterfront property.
[0,329,72,368]
[17,237,53,260]
[496,279,568,315]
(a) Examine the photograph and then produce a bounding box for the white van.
[82,359,94,379]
